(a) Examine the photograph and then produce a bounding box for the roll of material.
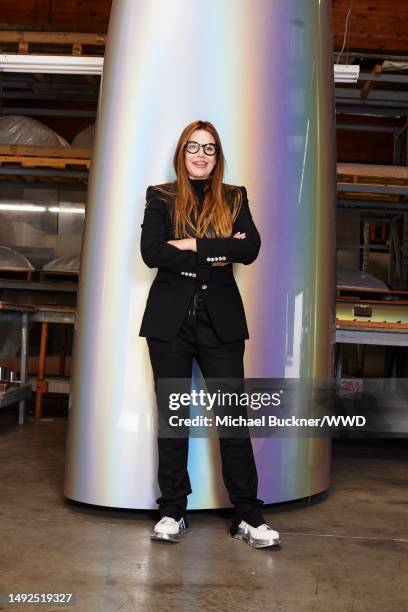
[64,0,336,509]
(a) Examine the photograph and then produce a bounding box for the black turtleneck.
[188,177,210,305]
[189,177,208,205]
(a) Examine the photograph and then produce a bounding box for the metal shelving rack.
[337,163,408,289]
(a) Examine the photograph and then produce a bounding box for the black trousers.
[146,292,265,532]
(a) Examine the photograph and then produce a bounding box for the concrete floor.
[0,411,407,612]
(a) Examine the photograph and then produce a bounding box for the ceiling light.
[334,64,360,83]
[0,54,103,75]
[48,207,85,214]
[0,204,46,212]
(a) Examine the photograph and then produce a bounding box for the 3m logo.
[339,378,363,394]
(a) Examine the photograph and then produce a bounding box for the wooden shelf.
[0,144,91,170]
[0,31,106,56]
[337,163,408,202]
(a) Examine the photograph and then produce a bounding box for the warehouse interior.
[0,1,407,611]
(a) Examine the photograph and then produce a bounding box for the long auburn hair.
[156,120,243,239]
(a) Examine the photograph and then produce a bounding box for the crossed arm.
[140,186,261,274]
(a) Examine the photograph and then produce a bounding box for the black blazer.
[138,183,261,341]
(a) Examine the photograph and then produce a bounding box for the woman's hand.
[212,233,245,265]
[166,238,197,251]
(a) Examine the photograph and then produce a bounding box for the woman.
[139,120,280,549]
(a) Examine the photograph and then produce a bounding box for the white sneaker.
[233,520,281,548]
[151,516,188,543]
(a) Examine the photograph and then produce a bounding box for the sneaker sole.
[232,532,281,549]
[150,528,187,543]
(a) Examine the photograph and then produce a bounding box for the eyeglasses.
[185,141,218,156]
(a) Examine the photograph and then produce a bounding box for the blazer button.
[201,284,207,290]
[192,273,197,277]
